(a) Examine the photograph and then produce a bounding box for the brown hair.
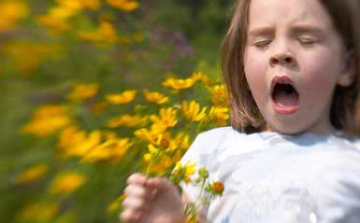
[221,0,360,136]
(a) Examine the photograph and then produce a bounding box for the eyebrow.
[248,25,325,37]
[291,24,325,34]
[248,27,274,38]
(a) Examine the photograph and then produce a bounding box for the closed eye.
[299,38,315,44]
[253,39,272,48]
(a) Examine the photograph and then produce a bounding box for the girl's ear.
[337,50,355,87]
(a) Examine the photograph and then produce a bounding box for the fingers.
[146,177,174,193]
[120,209,142,222]
[120,173,181,222]
[127,173,147,185]
[120,173,155,222]
[124,185,150,198]
[123,185,155,208]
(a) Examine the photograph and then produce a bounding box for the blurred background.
[0,0,233,222]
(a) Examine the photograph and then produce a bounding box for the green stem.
[194,178,206,205]
[195,119,204,135]
[185,122,190,135]
[145,160,152,176]
[145,147,162,176]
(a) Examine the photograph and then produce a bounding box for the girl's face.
[244,0,353,135]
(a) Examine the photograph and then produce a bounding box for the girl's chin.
[266,122,337,136]
[265,120,308,135]
[266,126,304,135]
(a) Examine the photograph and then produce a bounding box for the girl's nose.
[269,39,296,67]
[269,53,295,67]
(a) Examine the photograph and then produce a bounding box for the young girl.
[120,0,360,222]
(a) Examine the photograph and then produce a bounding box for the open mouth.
[271,76,299,114]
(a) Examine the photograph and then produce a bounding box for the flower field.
[0,0,232,222]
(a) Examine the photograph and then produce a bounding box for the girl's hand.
[120,173,186,223]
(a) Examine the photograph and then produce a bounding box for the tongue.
[273,90,298,107]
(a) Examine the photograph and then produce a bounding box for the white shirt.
[180,127,360,223]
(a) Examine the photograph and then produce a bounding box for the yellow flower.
[67,83,98,102]
[107,114,148,128]
[57,0,101,11]
[36,14,70,34]
[33,105,70,117]
[36,3,77,34]
[162,77,196,90]
[209,106,230,126]
[168,133,190,151]
[106,0,139,12]
[149,123,169,135]
[38,0,101,34]
[68,130,102,157]
[171,162,196,185]
[134,128,154,143]
[134,128,168,145]
[149,156,175,175]
[142,131,189,152]
[21,105,71,137]
[17,202,58,222]
[36,0,89,34]
[60,129,133,163]
[81,137,133,163]
[143,145,180,175]
[15,164,48,185]
[6,41,62,74]
[57,0,101,10]
[105,90,137,104]
[49,172,86,194]
[179,134,190,150]
[79,142,110,163]
[110,138,133,160]
[143,90,169,105]
[58,126,86,154]
[140,133,175,153]
[209,84,229,106]
[78,21,117,45]
[50,5,77,19]
[57,0,84,12]
[156,134,171,149]
[143,144,161,162]
[0,1,29,31]
[150,107,178,130]
[182,101,207,122]
[191,71,211,85]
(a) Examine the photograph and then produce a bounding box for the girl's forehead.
[248,0,333,29]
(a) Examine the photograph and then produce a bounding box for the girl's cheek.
[245,61,268,93]
[245,58,267,78]
[247,49,268,66]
